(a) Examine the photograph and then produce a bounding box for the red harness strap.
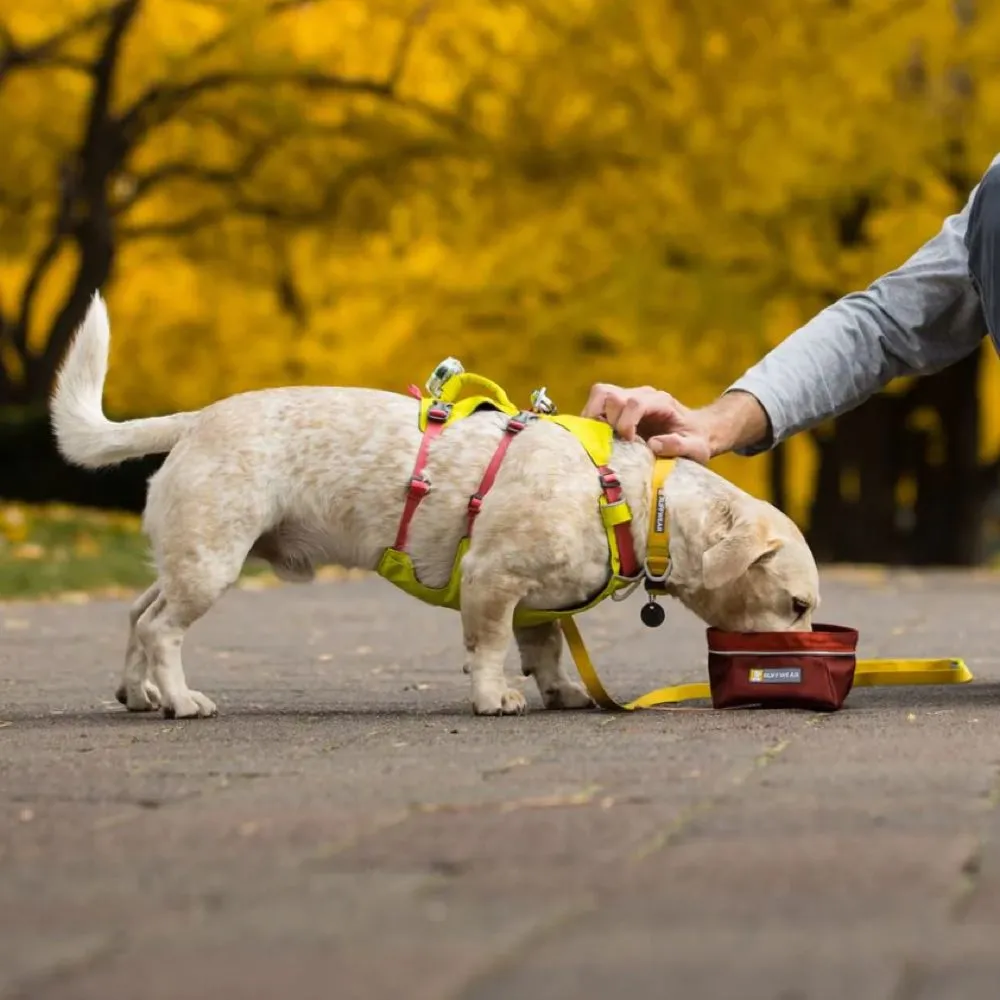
[466,414,641,581]
[466,412,532,535]
[596,466,640,578]
[394,402,452,551]
[396,405,641,582]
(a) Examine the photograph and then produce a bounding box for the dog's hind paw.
[162,690,218,720]
[116,679,162,712]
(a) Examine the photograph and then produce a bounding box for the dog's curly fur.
[50,294,820,719]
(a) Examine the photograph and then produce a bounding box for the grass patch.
[0,501,153,600]
[0,501,366,602]
[0,501,274,601]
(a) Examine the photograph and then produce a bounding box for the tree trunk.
[905,347,983,565]
[805,346,987,566]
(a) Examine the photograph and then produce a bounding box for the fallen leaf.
[0,506,28,542]
[58,592,91,605]
[73,533,101,557]
[12,543,44,560]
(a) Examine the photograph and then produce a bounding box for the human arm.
[585,158,997,458]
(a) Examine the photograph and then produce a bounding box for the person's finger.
[581,383,617,419]
[601,390,629,433]
[614,396,647,440]
[647,432,710,465]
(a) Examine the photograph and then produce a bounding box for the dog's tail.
[50,292,200,470]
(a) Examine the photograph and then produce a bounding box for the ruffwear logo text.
[748,667,802,684]
[654,490,667,534]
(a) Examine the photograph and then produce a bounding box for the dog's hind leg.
[515,621,594,710]
[134,550,243,719]
[115,582,162,712]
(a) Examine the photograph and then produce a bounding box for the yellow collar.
[644,458,675,595]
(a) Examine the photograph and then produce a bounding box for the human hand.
[580,383,713,463]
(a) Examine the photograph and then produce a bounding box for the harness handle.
[436,372,518,414]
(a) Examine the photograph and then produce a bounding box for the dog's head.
[681,494,820,633]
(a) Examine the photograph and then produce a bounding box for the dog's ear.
[701,508,782,590]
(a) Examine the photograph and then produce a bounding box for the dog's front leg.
[515,622,594,710]
[460,572,527,716]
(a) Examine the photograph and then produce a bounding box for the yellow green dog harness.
[376,360,643,627]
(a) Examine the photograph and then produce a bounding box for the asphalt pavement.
[3,567,1000,999]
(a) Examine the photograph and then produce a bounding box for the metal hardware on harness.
[425,402,452,423]
[640,560,671,628]
[643,557,673,588]
[530,386,558,415]
[610,576,643,602]
[426,357,464,398]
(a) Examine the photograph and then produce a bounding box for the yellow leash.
[561,616,973,711]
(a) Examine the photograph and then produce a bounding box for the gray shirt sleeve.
[726,155,1000,455]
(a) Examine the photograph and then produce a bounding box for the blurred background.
[4,0,1000,597]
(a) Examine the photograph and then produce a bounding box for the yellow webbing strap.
[560,617,974,712]
[644,458,675,593]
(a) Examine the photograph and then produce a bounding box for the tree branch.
[119,207,227,240]
[33,0,142,390]
[15,164,75,354]
[0,1,124,83]
[118,1,461,145]
[387,1,435,89]
[120,70,394,143]
[123,136,271,207]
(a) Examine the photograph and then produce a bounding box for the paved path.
[2,568,1000,999]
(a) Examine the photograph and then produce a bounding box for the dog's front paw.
[541,681,595,711]
[162,690,218,720]
[473,687,528,716]
[116,679,162,712]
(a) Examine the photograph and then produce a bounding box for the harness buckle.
[599,471,621,491]
[407,475,432,500]
[426,402,452,424]
[468,493,484,516]
[643,558,672,587]
[504,410,537,436]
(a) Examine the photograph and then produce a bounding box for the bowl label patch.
[748,666,802,684]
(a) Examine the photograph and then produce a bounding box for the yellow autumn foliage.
[3,0,1000,527]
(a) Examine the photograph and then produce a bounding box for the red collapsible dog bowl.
[706,624,860,711]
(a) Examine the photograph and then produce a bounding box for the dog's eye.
[791,597,810,617]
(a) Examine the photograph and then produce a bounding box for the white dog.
[50,294,820,719]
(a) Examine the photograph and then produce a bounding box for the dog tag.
[640,600,666,628]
